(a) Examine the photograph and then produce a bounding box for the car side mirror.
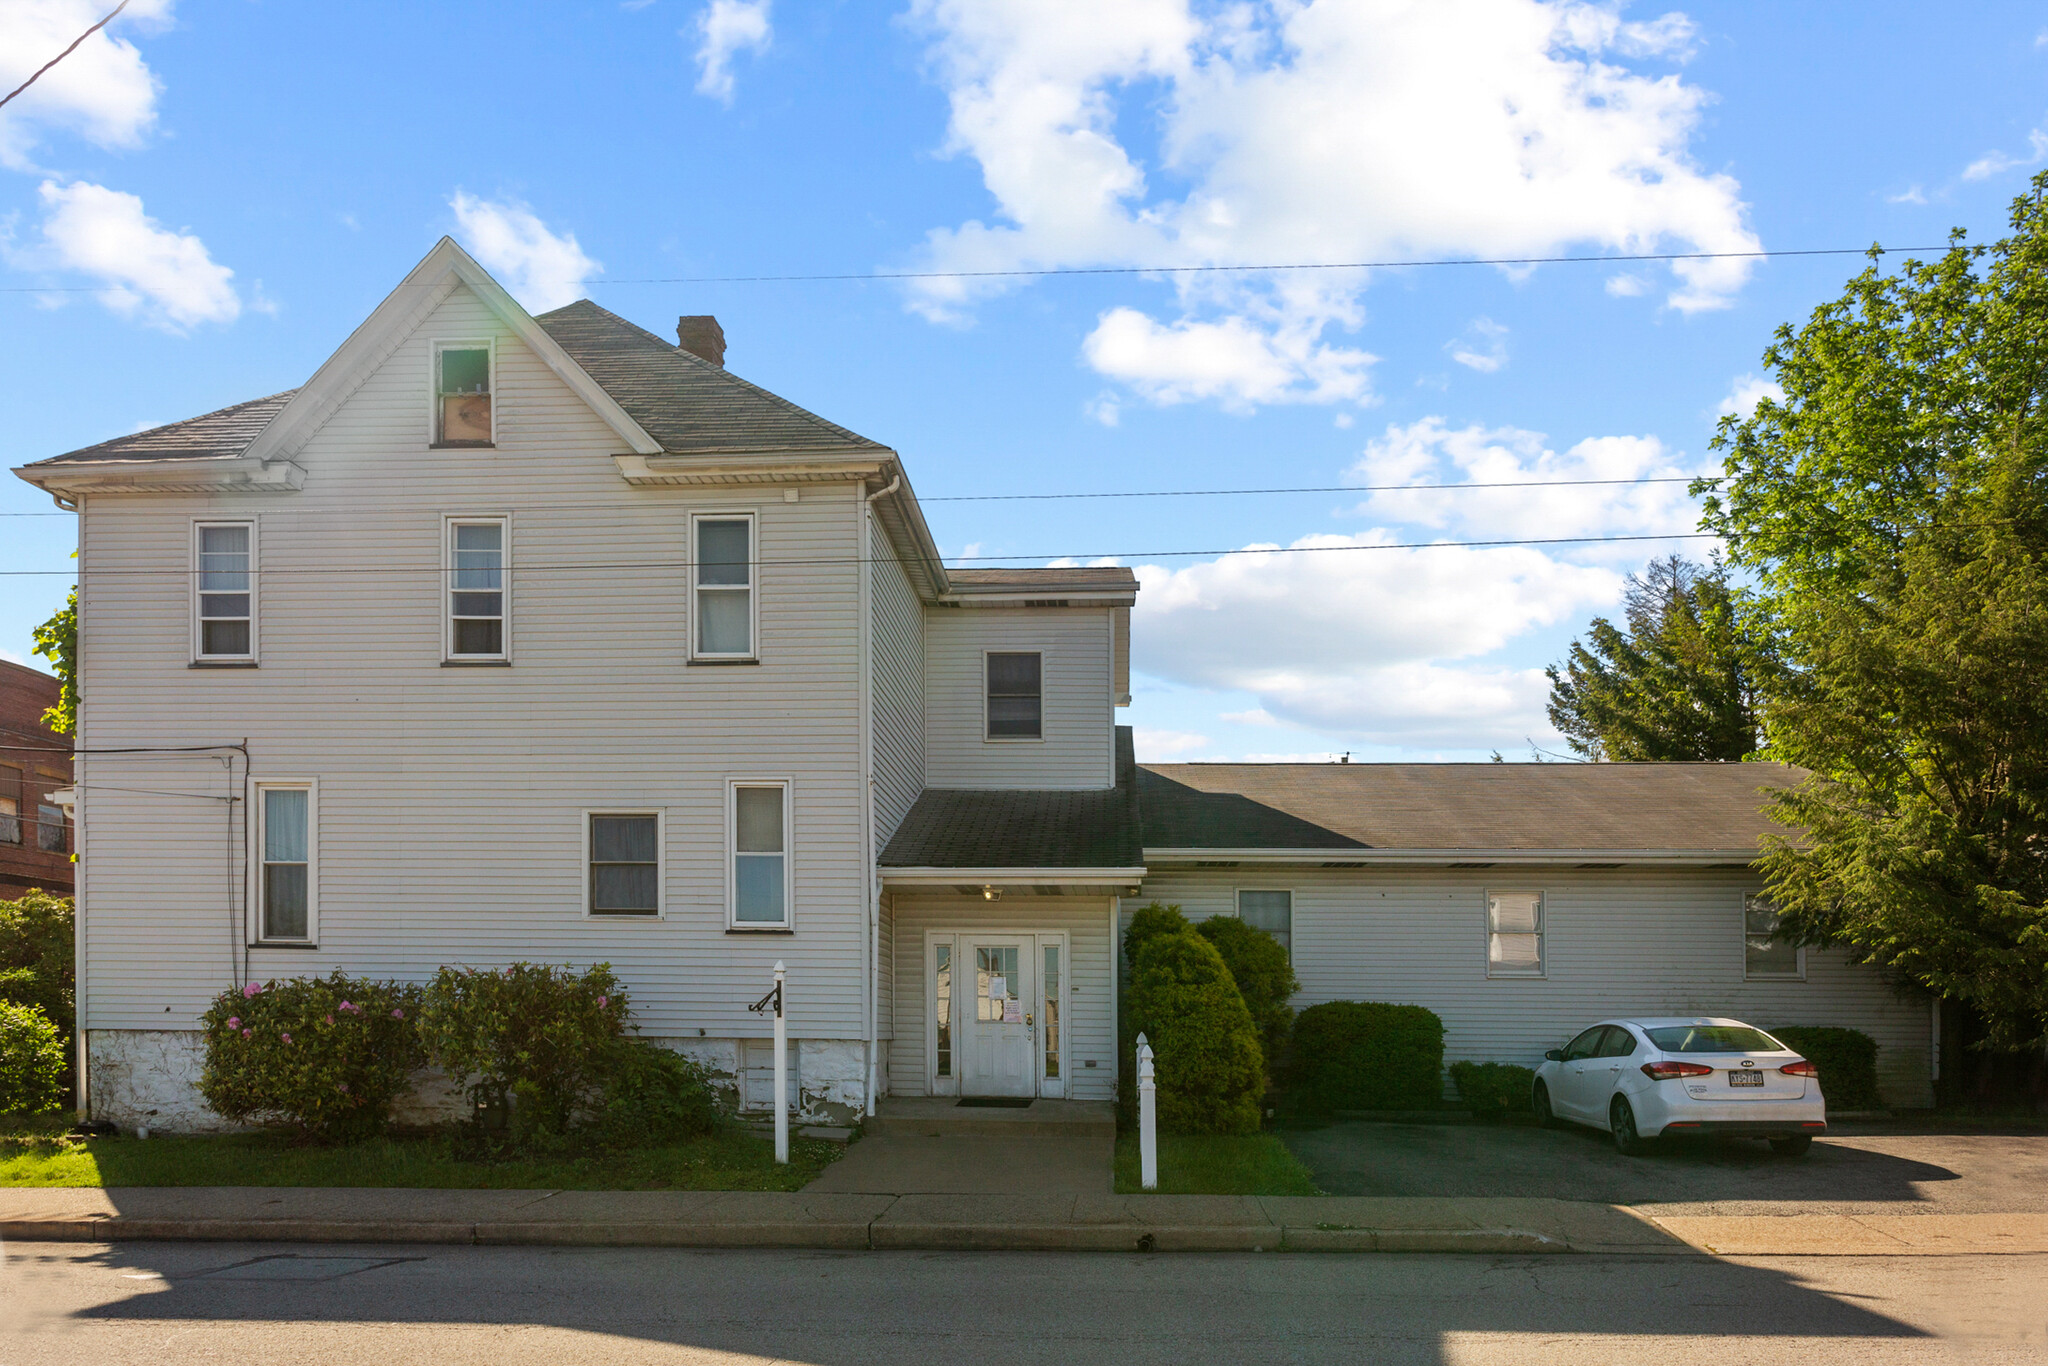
[1544,1049,1563,1062]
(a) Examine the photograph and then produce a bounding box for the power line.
[0,0,129,114]
[925,476,1706,503]
[0,530,1719,577]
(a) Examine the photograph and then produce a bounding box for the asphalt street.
[1,1241,2041,1365]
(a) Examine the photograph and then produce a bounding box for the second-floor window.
[986,651,1042,739]
[446,518,507,660]
[693,514,755,659]
[195,521,255,660]
[435,342,493,446]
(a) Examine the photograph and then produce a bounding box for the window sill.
[429,442,496,450]
[1486,971,1547,980]
[688,658,760,667]
[726,926,794,935]
[190,660,259,669]
[249,941,319,950]
[983,735,1046,743]
[441,659,512,668]
[588,912,663,920]
[1744,974,1807,984]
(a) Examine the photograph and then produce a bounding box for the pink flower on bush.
[241,1028,252,1039]
[226,1016,240,1029]
[242,981,262,999]
[324,1014,334,1025]
[338,1000,356,1013]
[391,1008,405,1020]
[337,1082,349,1093]
[281,1032,292,1044]
[597,995,608,1008]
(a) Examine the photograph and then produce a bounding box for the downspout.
[72,493,87,1122]
[859,477,896,1115]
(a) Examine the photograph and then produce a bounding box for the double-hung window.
[1486,890,1544,977]
[986,651,1042,739]
[693,514,755,658]
[587,812,661,916]
[446,518,508,660]
[1238,889,1293,959]
[194,521,255,661]
[1744,893,1803,979]
[434,342,493,446]
[730,781,789,927]
[255,783,314,943]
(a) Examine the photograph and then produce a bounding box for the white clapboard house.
[12,241,1936,1129]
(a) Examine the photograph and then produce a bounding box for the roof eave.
[879,866,1149,886]
[1141,847,1765,867]
[12,456,306,499]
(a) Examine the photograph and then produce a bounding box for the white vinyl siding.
[444,516,508,660]
[70,283,868,1039]
[924,608,1115,789]
[253,781,314,944]
[193,520,255,662]
[868,517,924,848]
[692,513,756,659]
[1134,866,1936,1107]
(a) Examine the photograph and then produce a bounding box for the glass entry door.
[961,938,1034,1097]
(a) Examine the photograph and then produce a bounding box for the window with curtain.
[1237,889,1293,958]
[589,814,660,915]
[695,516,754,657]
[732,783,788,925]
[986,651,1042,739]
[196,522,253,659]
[448,520,506,658]
[1487,890,1543,977]
[260,786,310,941]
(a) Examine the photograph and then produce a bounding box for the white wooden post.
[773,960,789,1165]
[1137,1032,1157,1191]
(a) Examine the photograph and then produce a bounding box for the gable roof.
[27,392,299,467]
[881,728,1144,871]
[1138,761,1804,855]
[535,300,891,457]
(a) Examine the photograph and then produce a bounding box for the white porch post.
[1137,1032,1157,1191]
[773,960,788,1165]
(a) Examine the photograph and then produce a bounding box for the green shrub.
[0,892,73,1037]
[0,1001,67,1115]
[1449,1060,1536,1117]
[418,962,627,1140]
[1769,1026,1882,1110]
[1289,1002,1445,1112]
[1122,901,1191,970]
[1195,915,1299,1070]
[199,973,425,1140]
[590,1040,722,1147]
[1125,931,1265,1134]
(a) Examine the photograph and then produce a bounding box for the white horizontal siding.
[869,516,923,847]
[887,894,1116,1101]
[1133,866,1934,1107]
[74,284,869,1040]
[923,607,1115,789]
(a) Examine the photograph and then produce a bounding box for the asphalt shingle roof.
[534,300,891,455]
[881,728,1143,869]
[30,392,299,466]
[946,567,1140,594]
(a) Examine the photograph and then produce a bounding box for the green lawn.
[1112,1131,1320,1196]
[0,1116,843,1191]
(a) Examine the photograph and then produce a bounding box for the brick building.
[0,658,73,899]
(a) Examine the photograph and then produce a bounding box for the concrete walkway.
[805,1097,1116,1195]
[3,1186,2044,1255]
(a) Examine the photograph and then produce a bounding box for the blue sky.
[2,0,2043,761]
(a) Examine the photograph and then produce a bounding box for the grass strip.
[1112,1131,1320,1196]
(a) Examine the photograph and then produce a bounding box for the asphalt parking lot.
[1280,1119,2048,1216]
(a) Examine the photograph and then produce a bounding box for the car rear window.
[1646,1025,1786,1053]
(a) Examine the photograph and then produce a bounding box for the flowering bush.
[199,973,425,1140]
[0,1000,67,1115]
[417,962,627,1139]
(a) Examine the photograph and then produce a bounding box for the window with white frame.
[730,781,789,926]
[693,515,755,658]
[256,784,313,942]
[36,803,66,854]
[446,518,507,659]
[195,521,255,660]
[587,812,661,916]
[1486,890,1543,977]
[985,651,1042,739]
[434,342,493,446]
[1238,889,1293,959]
[1744,893,1803,978]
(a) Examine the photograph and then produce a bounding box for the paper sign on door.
[1003,1001,1024,1024]
[986,975,1006,1000]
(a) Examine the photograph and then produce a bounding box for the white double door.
[933,932,1066,1099]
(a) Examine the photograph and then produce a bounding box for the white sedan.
[1531,1016,1828,1156]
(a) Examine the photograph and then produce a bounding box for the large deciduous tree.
[1700,174,2048,1053]
[1545,555,1760,761]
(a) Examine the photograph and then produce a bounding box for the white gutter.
[880,867,1148,887]
[857,478,894,1115]
[1142,847,1761,867]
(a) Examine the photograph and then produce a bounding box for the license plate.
[1729,1071,1764,1087]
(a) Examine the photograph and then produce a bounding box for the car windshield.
[1646,1025,1786,1054]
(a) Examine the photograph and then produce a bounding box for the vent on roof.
[1023,599,1070,608]
[1448,861,1496,868]
[1321,861,1366,868]
[677,316,726,367]
[1195,860,1240,868]
[1576,862,1623,869]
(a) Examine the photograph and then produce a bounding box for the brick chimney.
[677,315,726,367]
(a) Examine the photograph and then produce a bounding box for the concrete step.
[868,1098,1117,1139]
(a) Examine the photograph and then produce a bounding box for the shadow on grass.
[1111,1131,1319,1196]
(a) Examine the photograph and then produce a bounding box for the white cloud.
[693,0,771,104]
[1133,532,1618,746]
[1134,727,1211,759]
[1346,416,1709,556]
[1084,391,1121,426]
[1219,708,1279,726]
[1604,272,1648,297]
[1962,121,2048,181]
[0,0,173,169]
[907,0,1759,411]
[1886,185,1927,206]
[1716,372,1784,419]
[1447,317,1508,373]
[18,179,237,328]
[449,192,599,313]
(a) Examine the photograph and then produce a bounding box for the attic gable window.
[434,342,493,446]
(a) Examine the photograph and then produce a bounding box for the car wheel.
[1610,1097,1649,1156]
[1769,1135,1814,1157]
[1532,1082,1559,1129]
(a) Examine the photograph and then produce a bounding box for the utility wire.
[0,0,129,114]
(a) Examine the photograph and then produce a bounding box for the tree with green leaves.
[1700,173,2048,1054]
[1545,554,1760,761]
[31,587,76,736]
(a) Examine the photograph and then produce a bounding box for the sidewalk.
[3,1186,2044,1255]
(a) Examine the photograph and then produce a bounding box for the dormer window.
[435,342,493,446]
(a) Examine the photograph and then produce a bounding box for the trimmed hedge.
[200,973,426,1140]
[0,1000,67,1115]
[418,962,628,1140]
[0,892,74,1039]
[1124,931,1265,1134]
[1769,1026,1881,1111]
[1194,915,1298,1070]
[1448,1061,1536,1118]
[1123,901,1192,970]
[1289,1002,1445,1112]
[590,1039,723,1148]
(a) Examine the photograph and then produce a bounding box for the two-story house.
[14,240,1936,1130]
